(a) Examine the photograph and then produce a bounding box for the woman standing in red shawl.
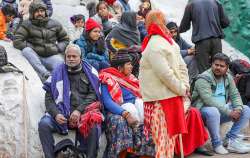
[139,10,189,158]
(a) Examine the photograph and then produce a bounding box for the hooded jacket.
[13,0,69,57]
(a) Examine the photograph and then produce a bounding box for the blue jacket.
[101,84,136,115]
[42,0,53,17]
[176,36,192,58]
[74,35,109,71]
[138,21,147,42]
[0,1,18,14]
[117,0,131,12]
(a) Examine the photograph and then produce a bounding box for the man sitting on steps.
[38,44,102,158]
[192,53,250,154]
[13,0,69,82]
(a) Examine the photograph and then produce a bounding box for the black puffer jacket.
[13,0,69,57]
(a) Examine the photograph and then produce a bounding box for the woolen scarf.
[107,12,140,47]
[141,23,173,51]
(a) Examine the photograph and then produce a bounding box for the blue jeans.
[22,47,63,80]
[201,105,250,148]
[38,115,99,158]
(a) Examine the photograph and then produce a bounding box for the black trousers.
[195,37,222,74]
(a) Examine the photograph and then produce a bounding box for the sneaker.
[227,138,250,154]
[235,137,250,148]
[214,145,229,155]
[224,136,250,147]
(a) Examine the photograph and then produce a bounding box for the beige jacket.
[139,35,189,102]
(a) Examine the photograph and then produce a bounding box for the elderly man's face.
[34,8,46,19]
[65,47,81,67]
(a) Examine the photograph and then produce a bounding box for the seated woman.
[99,52,155,158]
[74,18,110,71]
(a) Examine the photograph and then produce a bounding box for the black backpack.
[54,139,85,158]
[229,59,250,76]
[0,45,26,76]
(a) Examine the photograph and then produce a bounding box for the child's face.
[98,4,109,18]
[75,19,85,28]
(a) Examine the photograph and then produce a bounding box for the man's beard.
[35,15,45,20]
[66,62,79,68]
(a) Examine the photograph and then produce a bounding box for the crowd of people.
[1,0,250,158]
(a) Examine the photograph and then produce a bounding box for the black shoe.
[195,147,214,156]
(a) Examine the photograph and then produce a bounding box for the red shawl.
[78,101,103,138]
[144,97,187,139]
[175,107,208,156]
[99,67,141,104]
[141,23,173,51]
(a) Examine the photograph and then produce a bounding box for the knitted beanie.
[110,49,132,67]
[85,18,102,32]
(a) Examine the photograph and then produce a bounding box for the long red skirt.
[175,107,209,156]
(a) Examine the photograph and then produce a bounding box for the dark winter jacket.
[179,0,229,43]
[13,0,69,57]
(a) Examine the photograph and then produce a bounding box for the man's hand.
[187,47,195,55]
[229,109,241,122]
[69,110,81,128]
[55,114,67,124]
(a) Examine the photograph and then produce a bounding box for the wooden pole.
[179,134,184,158]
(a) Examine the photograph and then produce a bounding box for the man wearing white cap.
[38,44,103,158]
